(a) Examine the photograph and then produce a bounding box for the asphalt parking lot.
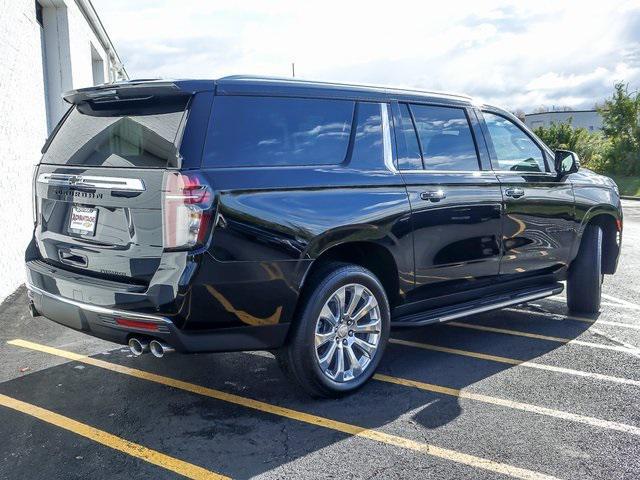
[1,201,639,480]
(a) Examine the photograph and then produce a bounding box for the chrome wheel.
[314,283,382,382]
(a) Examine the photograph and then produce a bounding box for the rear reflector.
[115,318,159,331]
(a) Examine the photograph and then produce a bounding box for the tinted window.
[397,104,422,170]
[410,105,479,171]
[41,98,188,168]
[203,96,354,167]
[351,103,383,166]
[483,112,546,172]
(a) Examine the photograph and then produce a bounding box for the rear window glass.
[351,103,383,166]
[203,96,354,167]
[41,97,188,168]
[397,103,423,170]
[410,104,479,171]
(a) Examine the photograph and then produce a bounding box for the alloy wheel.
[314,283,382,382]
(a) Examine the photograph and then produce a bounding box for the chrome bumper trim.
[26,283,170,324]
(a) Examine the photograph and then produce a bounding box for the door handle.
[504,187,525,198]
[420,190,446,202]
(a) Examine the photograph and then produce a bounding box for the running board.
[391,283,564,327]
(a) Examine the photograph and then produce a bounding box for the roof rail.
[217,75,472,100]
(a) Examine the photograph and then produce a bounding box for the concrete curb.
[621,196,640,201]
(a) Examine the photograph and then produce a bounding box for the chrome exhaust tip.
[149,340,174,358]
[128,337,149,356]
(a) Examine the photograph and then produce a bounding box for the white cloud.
[93,0,640,112]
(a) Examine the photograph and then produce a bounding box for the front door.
[394,102,503,307]
[479,110,576,277]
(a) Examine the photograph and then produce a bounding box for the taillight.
[162,172,213,250]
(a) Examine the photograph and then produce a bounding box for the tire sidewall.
[297,266,390,395]
[567,224,603,313]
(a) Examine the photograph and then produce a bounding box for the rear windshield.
[41,96,189,168]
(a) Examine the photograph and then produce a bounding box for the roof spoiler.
[62,81,190,105]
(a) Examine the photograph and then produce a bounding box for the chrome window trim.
[492,170,556,176]
[37,173,146,192]
[398,169,496,176]
[398,168,557,177]
[381,103,397,173]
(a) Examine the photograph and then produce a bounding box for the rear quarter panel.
[187,166,413,330]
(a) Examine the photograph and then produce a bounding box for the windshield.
[41,96,189,168]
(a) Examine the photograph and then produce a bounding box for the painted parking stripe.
[388,338,640,388]
[602,293,640,310]
[0,393,227,480]
[505,308,640,331]
[250,352,640,436]
[504,307,597,324]
[546,295,637,310]
[7,340,558,480]
[373,374,640,436]
[445,321,640,355]
[589,327,640,358]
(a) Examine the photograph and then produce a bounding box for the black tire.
[567,225,603,314]
[277,262,390,398]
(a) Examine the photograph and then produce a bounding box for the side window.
[351,102,384,166]
[203,96,354,167]
[397,104,422,170]
[483,112,546,172]
[410,104,479,171]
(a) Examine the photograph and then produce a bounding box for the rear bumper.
[25,261,290,353]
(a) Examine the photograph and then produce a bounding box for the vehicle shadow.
[0,300,606,479]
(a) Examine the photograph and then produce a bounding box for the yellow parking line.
[7,339,557,480]
[447,321,571,342]
[390,338,522,364]
[373,374,640,436]
[244,350,639,435]
[0,393,227,480]
[388,338,640,387]
[445,321,639,354]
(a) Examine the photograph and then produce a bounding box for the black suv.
[26,76,622,397]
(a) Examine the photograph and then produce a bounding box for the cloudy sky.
[93,0,640,112]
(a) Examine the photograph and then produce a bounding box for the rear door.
[395,102,503,304]
[33,87,193,283]
[478,109,576,277]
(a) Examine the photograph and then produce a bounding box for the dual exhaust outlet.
[128,337,174,358]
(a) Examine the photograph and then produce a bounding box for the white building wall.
[0,0,50,303]
[0,0,125,301]
[525,111,604,132]
[66,0,110,87]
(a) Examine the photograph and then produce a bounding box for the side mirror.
[554,150,580,176]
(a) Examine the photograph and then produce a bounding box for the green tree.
[598,82,640,175]
[533,119,610,174]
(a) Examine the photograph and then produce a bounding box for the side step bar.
[391,283,564,327]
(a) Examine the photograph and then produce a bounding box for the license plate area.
[69,205,98,235]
